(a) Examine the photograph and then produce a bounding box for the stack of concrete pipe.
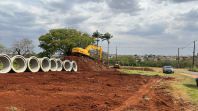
[0,54,78,73]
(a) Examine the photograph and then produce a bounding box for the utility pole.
[96,38,99,59]
[107,42,109,66]
[178,48,180,68]
[193,41,195,67]
[116,46,117,61]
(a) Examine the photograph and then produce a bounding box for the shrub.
[189,67,198,72]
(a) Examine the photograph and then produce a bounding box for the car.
[163,66,174,73]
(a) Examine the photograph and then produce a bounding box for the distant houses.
[108,54,195,62]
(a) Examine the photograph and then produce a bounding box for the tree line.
[0,28,113,60]
[2,27,196,68]
[105,55,198,68]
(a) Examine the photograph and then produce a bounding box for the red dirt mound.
[61,56,110,71]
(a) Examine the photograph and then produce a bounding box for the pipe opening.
[40,57,50,72]
[56,59,62,71]
[13,59,19,70]
[29,59,38,70]
[50,59,57,71]
[0,54,12,73]
[71,61,77,72]
[63,60,72,71]
[11,55,27,73]
[26,56,40,72]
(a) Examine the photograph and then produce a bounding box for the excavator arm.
[72,45,103,60]
[85,45,102,60]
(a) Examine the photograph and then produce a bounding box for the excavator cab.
[114,61,121,68]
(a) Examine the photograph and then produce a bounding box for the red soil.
[61,56,110,71]
[0,56,195,111]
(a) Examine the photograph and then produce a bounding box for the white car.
[163,66,174,73]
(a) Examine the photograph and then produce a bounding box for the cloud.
[0,0,198,56]
[64,15,90,25]
[174,8,198,21]
[41,0,104,13]
[173,8,198,32]
[152,0,197,4]
[120,23,168,36]
[106,0,142,15]
[174,22,198,32]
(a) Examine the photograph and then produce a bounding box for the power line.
[102,47,193,49]
[180,40,198,49]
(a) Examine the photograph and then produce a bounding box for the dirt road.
[174,69,198,78]
[153,68,198,78]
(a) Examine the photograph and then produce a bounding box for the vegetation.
[106,55,198,69]
[38,28,96,57]
[92,30,103,47]
[0,44,10,54]
[118,69,198,107]
[189,67,198,72]
[11,37,35,57]
[101,32,113,66]
[0,60,20,70]
[139,59,198,68]
[0,60,2,69]
[104,55,137,66]
[92,30,103,59]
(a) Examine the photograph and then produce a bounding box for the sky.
[0,0,198,56]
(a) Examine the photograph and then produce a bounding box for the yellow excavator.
[72,45,103,61]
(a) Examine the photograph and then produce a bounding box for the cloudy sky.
[0,0,198,56]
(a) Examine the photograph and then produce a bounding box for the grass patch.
[120,66,156,68]
[5,106,25,111]
[5,106,17,111]
[0,60,19,70]
[189,67,198,72]
[0,64,2,70]
[118,69,198,108]
[119,66,190,69]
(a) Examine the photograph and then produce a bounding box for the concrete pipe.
[0,54,12,73]
[56,59,63,71]
[50,58,57,71]
[71,61,77,72]
[26,56,40,72]
[62,60,72,71]
[11,55,27,73]
[39,57,50,72]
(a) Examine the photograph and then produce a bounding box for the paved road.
[174,69,198,77]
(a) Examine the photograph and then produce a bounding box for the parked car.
[163,66,174,73]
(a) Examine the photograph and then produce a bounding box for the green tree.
[92,30,102,47]
[101,32,113,66]
[106,55,137,66]
[92,30,103,59]
[38,28,96,57]
[0,45,10,54]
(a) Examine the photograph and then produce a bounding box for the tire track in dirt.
[113,78,162,111]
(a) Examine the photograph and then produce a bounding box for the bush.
[189,67,198,72]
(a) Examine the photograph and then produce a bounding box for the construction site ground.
[0,56,196,111]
